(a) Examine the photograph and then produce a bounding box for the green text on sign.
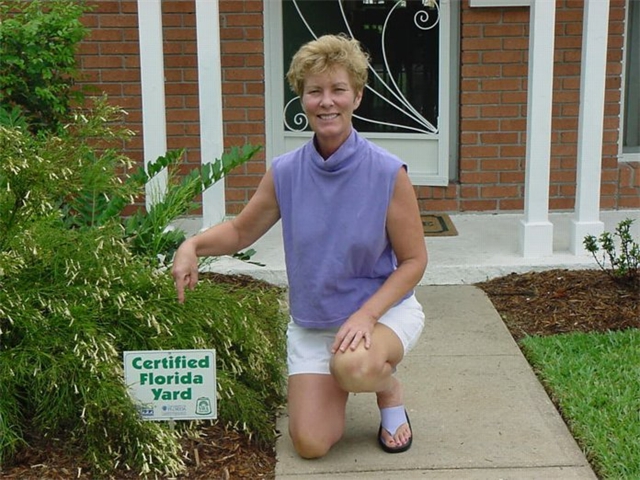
[123,349,216,421]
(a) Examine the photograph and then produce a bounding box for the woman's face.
[301,65,363,158]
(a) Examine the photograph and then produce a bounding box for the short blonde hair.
[286,34,370,96]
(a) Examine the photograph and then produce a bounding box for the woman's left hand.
[331,310,377,354]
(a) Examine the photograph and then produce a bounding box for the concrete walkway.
[274,286,597,479]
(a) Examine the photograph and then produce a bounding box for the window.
[623,0,639,157]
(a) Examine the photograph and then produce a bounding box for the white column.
[196,0,226,229]
[570,0,610,255]
[519,0,556,257]
[137,0,168,209]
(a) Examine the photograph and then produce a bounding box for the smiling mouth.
[318,113,339,120]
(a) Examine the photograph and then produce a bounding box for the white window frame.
[620,0,640,163]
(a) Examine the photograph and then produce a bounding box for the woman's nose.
[320,91,334,107]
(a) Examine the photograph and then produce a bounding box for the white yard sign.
[123,349,216,421]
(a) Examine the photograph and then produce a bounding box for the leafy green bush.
[119,144,260,263]
[0,0,91,133]
[0,3,283,473]
[583,218,640,286]
[0,221,286,475]
[0,97,260,263]
[0,102,284,476]
[0,98,134,251]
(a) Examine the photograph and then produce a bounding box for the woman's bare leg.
[287,373,349,459]
[330,323,411,450]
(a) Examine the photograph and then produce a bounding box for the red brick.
[499,145,526,158]
[460,171,499,184]
[502,64,527,77]
[481,185,520,198]
[462,119,500,132]
[481,159,519,170]
[460,185,479,199]
[424,199,459,212]
[462,37,503,51]
[225,13,262,27]
[481,132,519,144]
[90,1,121,14]
[224,68,264,81]
[162,1,196,14]
[499,199,524,210]
[484,24,525,37]
[503,38,528,51]
[219,0,245,13]
[482,51,524,64]
[461,65,501,78]
[482,78,522,91]
[461,92,502,105]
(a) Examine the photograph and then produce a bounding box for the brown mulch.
[0,423,276,480]
[2,269,638,479]
[476,268,639,341]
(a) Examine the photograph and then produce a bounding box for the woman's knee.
[330,349,387,392]
[289,425,340,459]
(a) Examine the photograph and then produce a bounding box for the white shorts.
[286,294,425,376]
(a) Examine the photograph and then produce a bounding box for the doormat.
[421,214,458,237]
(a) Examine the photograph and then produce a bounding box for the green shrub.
[0,221,287,475]
[0,2,282,474]
[0,98,135,252]
[0,0,91,133]
[0,100,281,476]
[119,144,260,263]
[583,218,640,286]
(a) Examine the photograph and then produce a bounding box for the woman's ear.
[354,90,363,110]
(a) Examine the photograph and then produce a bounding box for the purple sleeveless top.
[272,130,411,329]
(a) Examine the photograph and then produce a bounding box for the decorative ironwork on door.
[282,0,440,136]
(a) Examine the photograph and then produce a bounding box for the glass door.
[265,0,458,185]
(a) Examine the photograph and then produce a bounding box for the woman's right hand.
[172,239,199,303]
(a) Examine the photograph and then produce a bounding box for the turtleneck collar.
[308,129,360,172]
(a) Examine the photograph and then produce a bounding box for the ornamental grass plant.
[0,221,287,476]
[0,2,287,476]
[0,87,285,478]
[0,220,284,474]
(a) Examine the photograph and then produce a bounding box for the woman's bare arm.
[172,169,280,302]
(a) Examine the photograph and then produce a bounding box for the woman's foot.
[376,377,412,452]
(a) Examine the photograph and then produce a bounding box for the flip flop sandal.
[378,406,413,454]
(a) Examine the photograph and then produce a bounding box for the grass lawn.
[521,329,640,479]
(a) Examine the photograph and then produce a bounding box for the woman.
[172,34,427,458]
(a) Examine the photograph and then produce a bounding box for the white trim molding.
[570,0,610,255]
[137,0,168,210]
[519,0,556,257]
[196,0,225,228]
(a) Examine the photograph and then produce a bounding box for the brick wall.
[76,0,636,215]
[458,0,632,212]
[219,0,266,215]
